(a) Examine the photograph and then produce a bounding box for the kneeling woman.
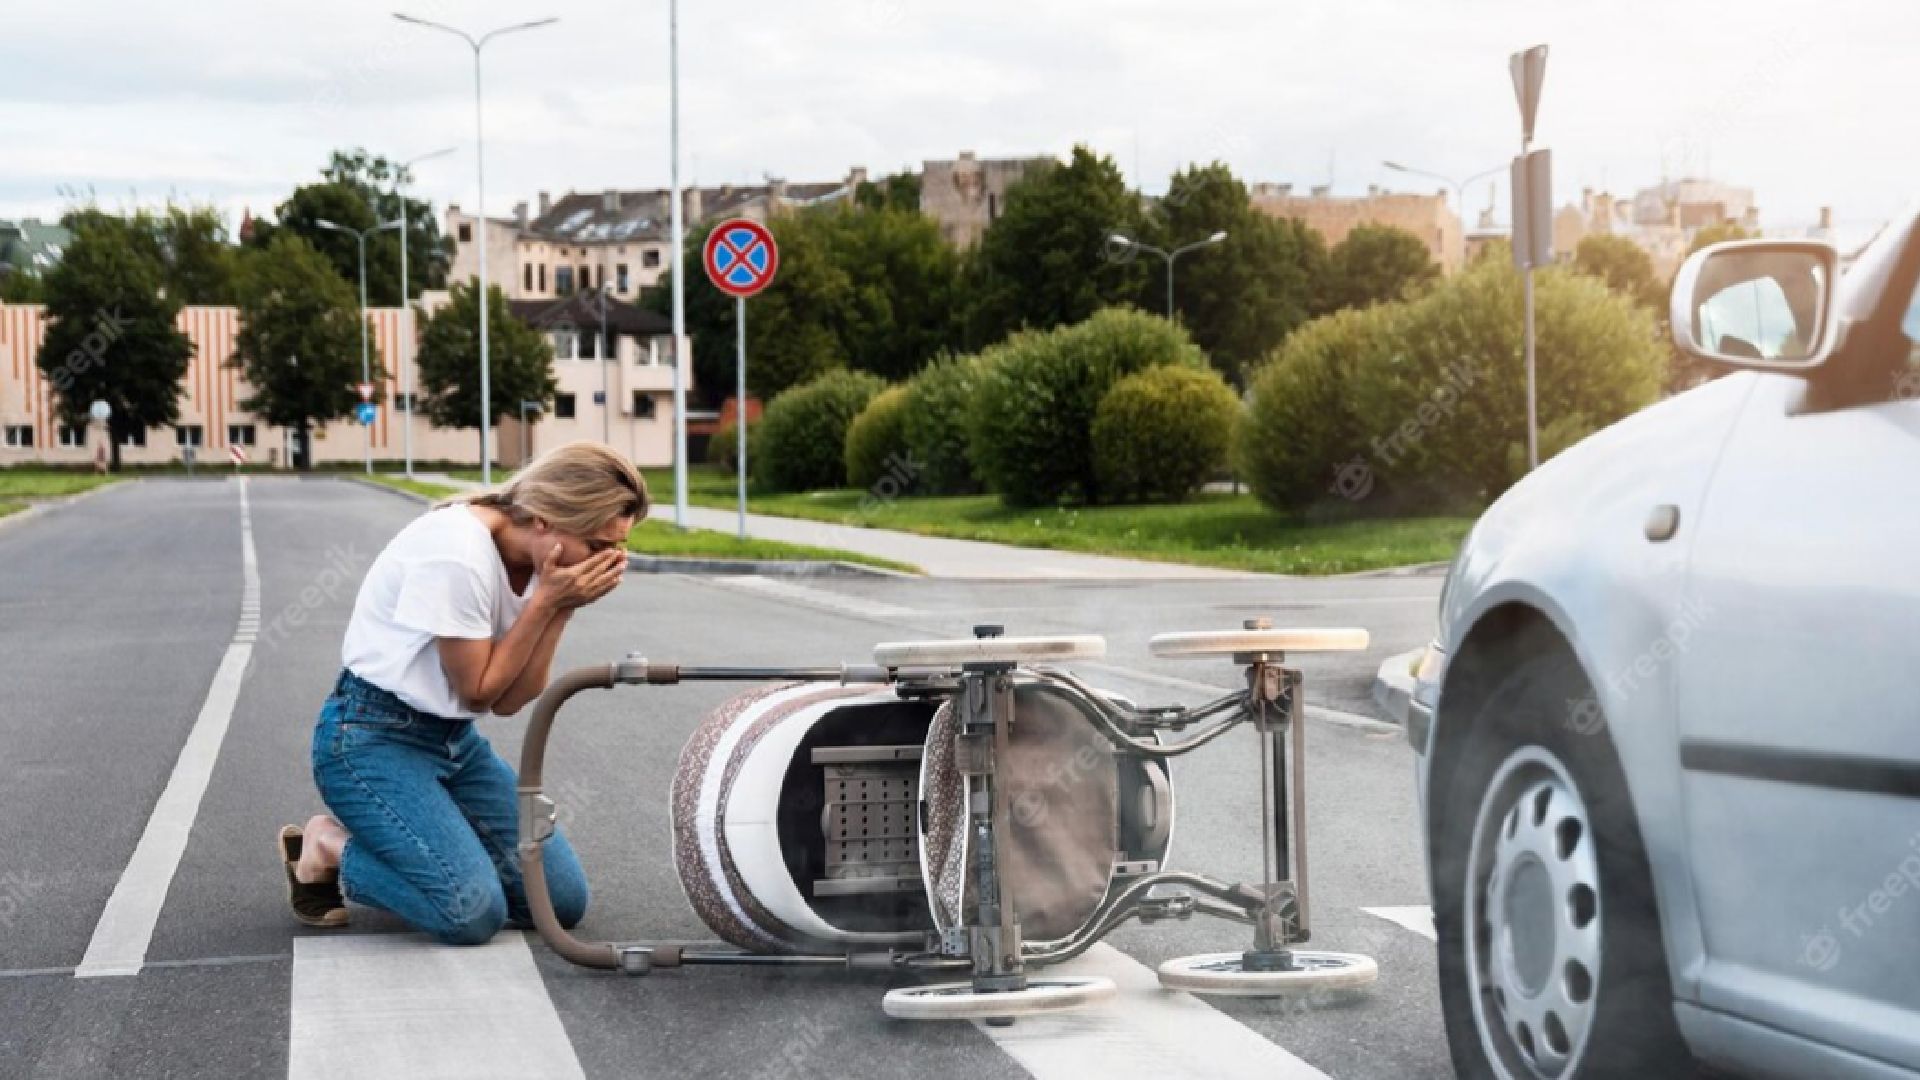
[280,442,645,943]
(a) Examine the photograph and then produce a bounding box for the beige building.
[1553,180,1764,279]
[446,171,869,305]
[1249,183,1463,272]
[0,295,686,470]
[919,151,1055,248]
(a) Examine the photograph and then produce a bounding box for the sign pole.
[1510,44,1549,471]
[736,297,748,539]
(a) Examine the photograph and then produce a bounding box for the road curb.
[1372,647,1423,725]
[624,553,902,579]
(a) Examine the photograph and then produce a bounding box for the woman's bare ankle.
[295,815,345,883]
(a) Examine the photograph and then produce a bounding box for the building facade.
[919,151,1055,248]
[0,295,686,470]
[1553,180,1765,279]
[445,170,869,305]
[1249,184,1463,272]
[0,219,70,283]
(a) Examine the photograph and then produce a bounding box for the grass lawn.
[0,500,25,519]
[368,473,914,572]
[0,470,121,499]
[645,467,1469,576]
[626,520,916,573]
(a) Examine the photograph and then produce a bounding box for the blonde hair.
[439,442,649,536]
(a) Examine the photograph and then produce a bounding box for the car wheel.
[1432,652,1700,1079]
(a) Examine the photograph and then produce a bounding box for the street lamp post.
[315,217,404,475]
[394,146,455,481]
[1381,160,1504,271]
[1108,231,1228,319]
[396,12,558,485]
[668,0,689,528]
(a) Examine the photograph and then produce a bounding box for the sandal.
[278,824,349,929]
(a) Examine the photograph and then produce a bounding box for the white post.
[669,0,690,528]
[736,295,747,539]
[398,186,414,480]
[472,42,493,486]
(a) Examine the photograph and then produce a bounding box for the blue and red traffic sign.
[702,219,780,299]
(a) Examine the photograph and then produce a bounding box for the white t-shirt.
[341,505,536,719]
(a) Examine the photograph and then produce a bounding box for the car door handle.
[1645,504,1681,543]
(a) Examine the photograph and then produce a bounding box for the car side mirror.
[1670,239,1841,373]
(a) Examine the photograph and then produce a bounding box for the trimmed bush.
[844,385,912,491]
[900,352,989,495]
[1236,258,1665,514]
[751,369,886,493]
[967,308,1208,506]
[1233,305,1394,511]
[1093,365,1241,503]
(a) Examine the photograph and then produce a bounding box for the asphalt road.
[0,478,1449,1080]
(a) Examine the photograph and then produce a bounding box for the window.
[458,223,472,242]
[227,424,256,447]
[554,393,577,419]
[630,391,656,419]
[539,264,547,293]
[121,428,146,448]
[394,393,416,413]
[579,332,598,360]
[524,265,533,292]
[555,266,574,295]
[643,249,661,269]
[617,264,630,292]
[57,424,85,448]
[578,265,590,292]
[550,331,576,360]
[4,425,33,448]
[175,425,204,448]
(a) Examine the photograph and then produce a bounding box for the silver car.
[1412,212,1920,1079]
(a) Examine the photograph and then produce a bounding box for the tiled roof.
[508,294,672,335]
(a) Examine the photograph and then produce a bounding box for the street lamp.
[668,0,689,528]
[1108,230,1228,319]
[396,12,559,485]
[315,216,405,475]
[1381,160,1504,270]
[394,146,456,481]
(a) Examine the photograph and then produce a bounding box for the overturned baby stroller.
[518,622,1378,1020]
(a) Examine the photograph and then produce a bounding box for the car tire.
[1432,651,1702,1080]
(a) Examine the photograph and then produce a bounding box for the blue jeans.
[311,668,589,945]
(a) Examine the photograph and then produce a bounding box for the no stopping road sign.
[702,219,779,299]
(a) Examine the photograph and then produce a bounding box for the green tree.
[1322,223,1439,313]
[0,270,44,303]
[1573,234,1664,311]
[415,281,557,435]
[61,205,239,305]
[1143,163,1328,384]
[231,234,373,469]
[964,146,1150,342]
[34,215,193,470]
[752,369,886,493]
[249,149,452,307]
[651,206,962,400]
[1688,221,1754,255]
[854,172,922,213]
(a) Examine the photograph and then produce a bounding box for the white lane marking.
[77,478,259,977]
[704,574,919,621]
[978,943,1330,1079]
[289,933,585,1080]
[1362,905,1436,942]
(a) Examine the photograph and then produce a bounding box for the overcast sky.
[0,0,1908,242]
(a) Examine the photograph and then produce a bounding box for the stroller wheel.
[881,975,1116,1021]
[1157,951,1377,997]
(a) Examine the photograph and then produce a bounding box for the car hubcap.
[1465,747,1602,1079]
